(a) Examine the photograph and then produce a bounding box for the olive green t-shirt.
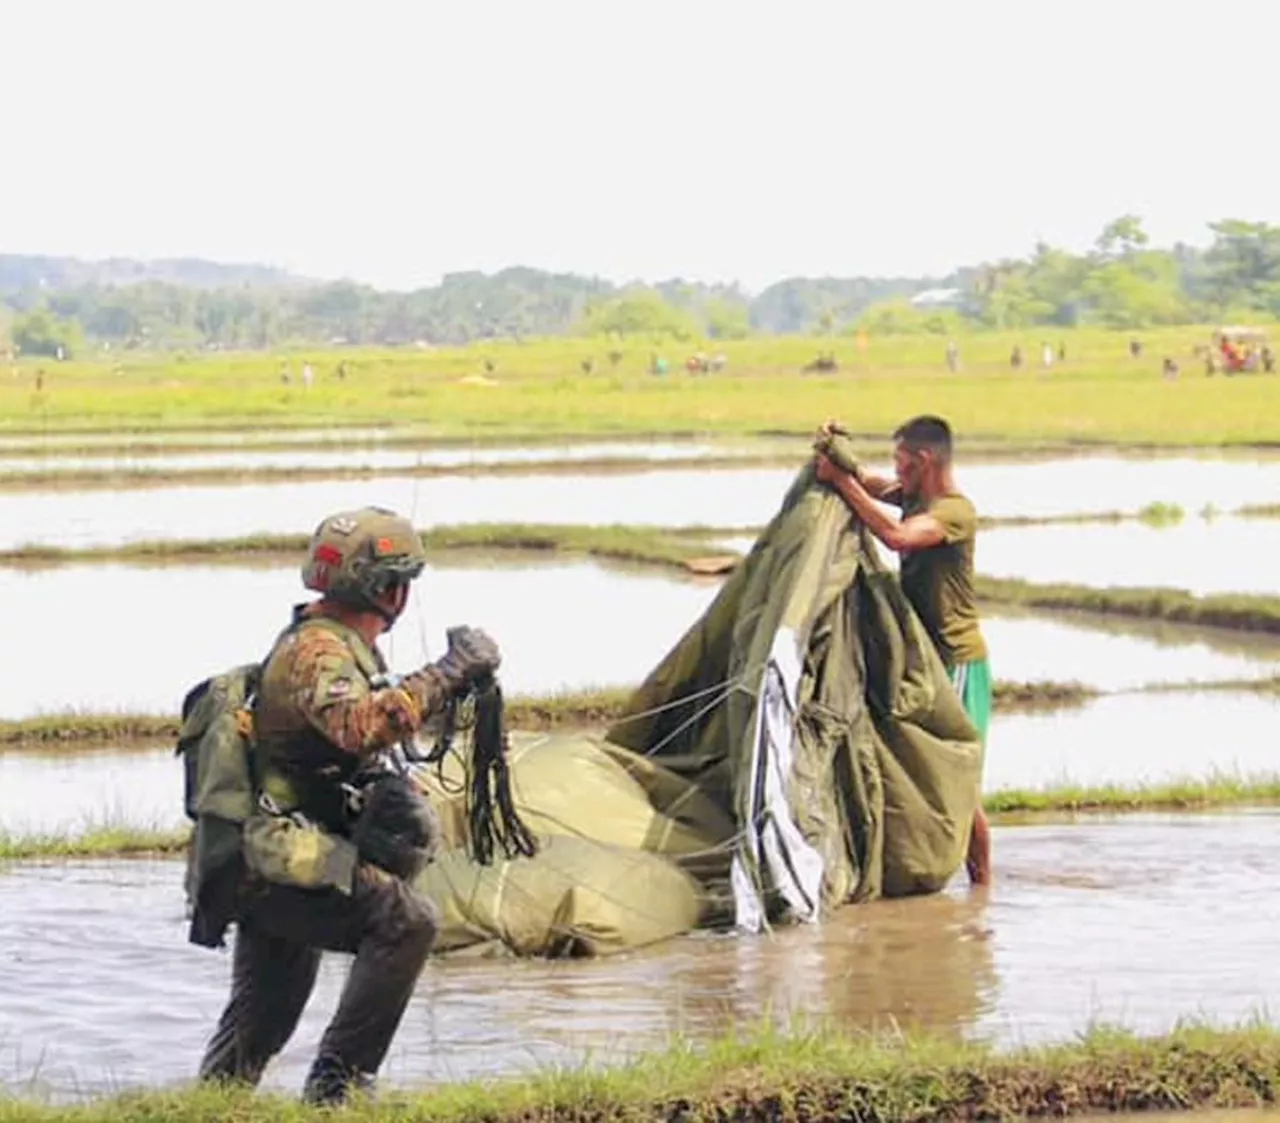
[897,492,988,665]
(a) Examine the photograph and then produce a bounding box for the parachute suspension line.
[468,675,539,864]
[408,453,429,672]
[635,663,768,760]
[604,673,760,729]
[424,676,539,865]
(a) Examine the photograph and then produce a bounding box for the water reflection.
[0,562,1275,721]
[722,515,1280,597]
[978,517,1280,597]
[3,812,1278,1099]
[988,691,1280,789]
[1,454,1278,550]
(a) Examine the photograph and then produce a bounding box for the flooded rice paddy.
[0,454,1278,554]
[3,688,1278,839]
[0,559,1277,720]
[0,439,781,477]
[3,811,1279,1099]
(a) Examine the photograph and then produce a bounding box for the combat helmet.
[302,506,427,611]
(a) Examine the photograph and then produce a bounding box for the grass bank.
[975,576,1280,636]
[0,680,1095,752]
[3,1020,1280,1120]
[4,328,1280,446]
[12,675,1280,753]
[0,502,1258,574]
[5,772,1280,862]
[0,451,797,494]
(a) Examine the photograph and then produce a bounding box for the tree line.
[3,216,1279,356]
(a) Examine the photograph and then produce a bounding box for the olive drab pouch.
[176,662,263,948]
[242,814,359,894]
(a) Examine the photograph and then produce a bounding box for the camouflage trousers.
[198,862,437,1090]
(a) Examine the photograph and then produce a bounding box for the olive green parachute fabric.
[413,454,983,954]
[413,731,734,956]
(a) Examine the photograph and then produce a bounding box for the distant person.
[302,362,314,389]
[1009,345,1023,370]
[813,415,992,887]
[945,339,960,373]
[1262,345,1275,374]
[1058,342,1067,362]
[1162,357,1180,380]
[1041,342,1054,369]
[1129,338,1143,358]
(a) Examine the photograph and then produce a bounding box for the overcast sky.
[5,0,1277,293]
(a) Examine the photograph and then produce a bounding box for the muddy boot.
[302,1055,375,1107]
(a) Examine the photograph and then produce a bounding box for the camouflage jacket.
[242,606,452,896]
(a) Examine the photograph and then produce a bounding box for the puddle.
[987,691,1280,790]
[977,517,1280,597]
[1,453,1278,551]
[0,440,779,478]
[5,688,1279,839]
[722,515,1280,598]
[0,562,1277,721]
[2,812,1277,1099]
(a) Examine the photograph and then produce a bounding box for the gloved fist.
[431,625,501,694]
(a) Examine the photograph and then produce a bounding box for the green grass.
[3,1019,1280,1120]
[0,681,1096,752]
[5,772,1280,861]
[984,770,1280,815]
[0,825,187,861]
[4,327,1280,446]
[0,451,796,494]
[975,576,1280,636]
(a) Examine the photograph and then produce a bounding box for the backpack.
[176,661,262,948]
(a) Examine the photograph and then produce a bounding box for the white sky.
[3,0,1278,293]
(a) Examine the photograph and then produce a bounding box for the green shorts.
[948,658,992,746]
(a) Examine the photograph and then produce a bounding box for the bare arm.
[857,471,904,504]
[818,456,946,553]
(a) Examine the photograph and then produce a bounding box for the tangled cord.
[421,675,539,865]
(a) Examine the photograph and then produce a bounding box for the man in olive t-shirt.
[814,414,992,887]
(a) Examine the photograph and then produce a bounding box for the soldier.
[197,506,501,1104]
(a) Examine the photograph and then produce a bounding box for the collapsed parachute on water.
[414,453,984,957]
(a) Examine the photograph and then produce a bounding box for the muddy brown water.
[0,560,1277,721]
[0,455,1277,551]
[4,689,1279,838]
[1,812,1278,1100]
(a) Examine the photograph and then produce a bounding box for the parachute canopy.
[415,458,983,956]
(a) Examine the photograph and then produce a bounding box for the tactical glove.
[431,625,501,694]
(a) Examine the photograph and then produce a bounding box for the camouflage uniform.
[198,508,499,1104]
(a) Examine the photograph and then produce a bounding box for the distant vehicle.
[1212,326,1272,375]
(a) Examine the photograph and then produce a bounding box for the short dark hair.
[893,415,953,462]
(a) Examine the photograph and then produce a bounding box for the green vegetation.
[4,1022,1280,1121]
[1,327,1279,446]
[6,772,1280,862]
[975,576,1280,636]
[0,825,186,861]
[0,524,743,571]
[0,452,798,493]
[985,771,1280,815]
[0,681,1092,752]
[7,216,1280,348]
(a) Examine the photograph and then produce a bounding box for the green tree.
[13,308,85,358]
[704,299,751,339]
[1204,220,1280,313]
[578,290,699,339]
